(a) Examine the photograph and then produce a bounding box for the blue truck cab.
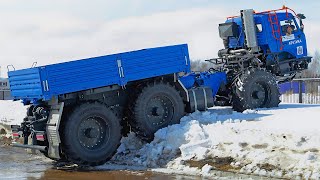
[218,7,311,80]
[227,12,308,58]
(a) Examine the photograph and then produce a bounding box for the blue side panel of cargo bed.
[8,68,44,100]
[44,54,120,99]
[8,44,190,102]
[121,44,190,83]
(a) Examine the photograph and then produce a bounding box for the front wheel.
[232,69,280,112]
[61,102,121,166]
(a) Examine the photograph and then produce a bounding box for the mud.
[186,157,239,172]
[38,170,182,180]
[0,142,281,180]
[0,145,197,180]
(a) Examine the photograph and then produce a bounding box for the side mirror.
[297,14,306,20]
[297,14,306,32]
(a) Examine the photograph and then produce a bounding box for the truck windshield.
[280,19,298,35]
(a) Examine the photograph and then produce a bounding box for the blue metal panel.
[228,37,239,48]
[179,74,196,89]
[226,18,244,49]
[197,72,227,97]
[8,68,43,101]
[255,15,268,46]
[121,44,190,83]
[179,72,227,97]
[279,81,305,94]
[8,44,191,102]
[43,54,120,99]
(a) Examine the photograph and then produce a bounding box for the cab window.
[256,24,263,33]
[280,19,297,35]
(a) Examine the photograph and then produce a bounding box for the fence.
[0,90,11,100]
[279,78,320,104]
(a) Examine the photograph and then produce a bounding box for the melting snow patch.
[201,164,212,175]
[106,104,320,179]
[1,101,320,178]
[0,100,27,125]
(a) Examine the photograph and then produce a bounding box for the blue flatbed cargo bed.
[8,44,191,102]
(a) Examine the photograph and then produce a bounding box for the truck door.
[255,17,267,46]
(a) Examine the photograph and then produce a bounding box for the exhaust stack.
[241,9,259,53]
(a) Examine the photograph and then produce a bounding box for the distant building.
[0,78,11,100]
[0,78,9,89]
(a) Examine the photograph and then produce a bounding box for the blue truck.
[9,7,310,166]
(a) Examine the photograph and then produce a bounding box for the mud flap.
[46,100,64,159]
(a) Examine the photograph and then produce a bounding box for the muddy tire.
[61,102,121,166]
[129,82,185,142]
[232,69,280,112]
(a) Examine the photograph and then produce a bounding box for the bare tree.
[301,51,320,78]
[190,60,213,72]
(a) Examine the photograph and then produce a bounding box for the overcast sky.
[0,0,319,77]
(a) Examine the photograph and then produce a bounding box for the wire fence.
[279,78,320,104]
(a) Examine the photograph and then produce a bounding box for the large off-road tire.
[61,102,121,166]
[232,69,280,112]
[129,82,185,141]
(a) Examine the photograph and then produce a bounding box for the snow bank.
[1,100,320,178]
[0,100,26,125]
[107,104,320,179]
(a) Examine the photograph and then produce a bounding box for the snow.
[0,100,27,125]
[1,100,320,178]
[201,164,212,175]
[107,104,320,179]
